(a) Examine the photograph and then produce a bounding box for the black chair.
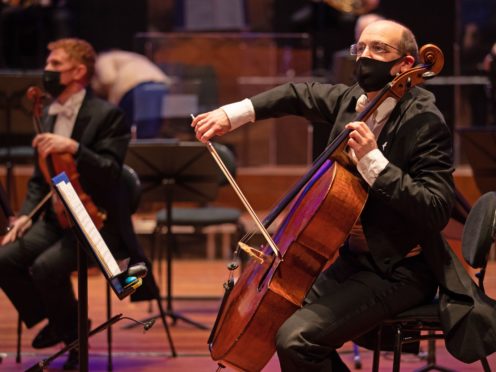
[152,142,243,327]
[154,142,242,259]
[0,146,34,214]
[372,191,496,372]
[105,164,176,369]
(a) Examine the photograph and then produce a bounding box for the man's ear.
[74,64,88,81]
[400,55,416,72]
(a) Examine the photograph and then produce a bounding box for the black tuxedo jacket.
[20,91,158,300]
[21,91,129,254]
[250,82,496,363]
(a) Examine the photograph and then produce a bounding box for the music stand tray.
[125,139,222,329]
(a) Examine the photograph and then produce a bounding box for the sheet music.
[54,175,121,277]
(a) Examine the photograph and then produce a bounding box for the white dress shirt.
[220,94,397,187]
[49,89,86,138]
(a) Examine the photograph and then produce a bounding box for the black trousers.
[0,219,79,343]
[275,248,438,372]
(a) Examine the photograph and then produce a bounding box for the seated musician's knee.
[30,255,61,284]
[0,242,21,275]
[275,317,306,357]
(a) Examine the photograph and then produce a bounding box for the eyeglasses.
[350,41,402,56]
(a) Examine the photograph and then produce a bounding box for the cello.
[26,86,106,230]
[207,44,444,371]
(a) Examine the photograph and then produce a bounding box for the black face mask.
[42,70,66,97]
[355,56,404,92]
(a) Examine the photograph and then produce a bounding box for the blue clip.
[125,276,137,285]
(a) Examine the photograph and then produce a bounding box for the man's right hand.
[191,109,232,143]
[1,215,32,245]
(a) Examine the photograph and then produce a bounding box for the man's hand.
[191,109,231,143]
[345,121,378,161]
[1,215,31,245]
[32,133,79,157]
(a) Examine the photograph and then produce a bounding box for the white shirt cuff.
[357,149,389,186]
[221,98,255,131]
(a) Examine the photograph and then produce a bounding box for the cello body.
[209,160,367,371]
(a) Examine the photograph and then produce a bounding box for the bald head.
[354,13,385,41]
[360,20,419,62]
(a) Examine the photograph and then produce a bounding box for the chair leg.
[16,314,22,363]
[372,326,382,372]
[414,334,455,372]
[481,357,492,372]
[106,283,113,371]
[393,325,403,372]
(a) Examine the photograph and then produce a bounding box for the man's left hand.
[32,133,79,157]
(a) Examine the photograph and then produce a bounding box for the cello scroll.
[388,44,444,99]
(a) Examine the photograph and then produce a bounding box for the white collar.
[49,89,86,117]
[355,94,397,123]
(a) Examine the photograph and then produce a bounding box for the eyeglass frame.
[350,41,402,57]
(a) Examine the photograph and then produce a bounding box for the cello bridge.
[238,242,266,264]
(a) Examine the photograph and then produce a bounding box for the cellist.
[193,20,496,371]
[0,38,135,370]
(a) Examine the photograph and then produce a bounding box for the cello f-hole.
[257,254,276,292]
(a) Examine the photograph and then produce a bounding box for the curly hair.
[48,38,96,80]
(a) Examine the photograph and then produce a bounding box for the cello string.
[205,140,282,259]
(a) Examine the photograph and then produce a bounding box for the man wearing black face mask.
[191,20,496,371]
[0,38,149,370]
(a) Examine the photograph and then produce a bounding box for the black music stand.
[458,127,496,194]
[125,139,221,329]
[26,173,146,372]
[0,180,13,365]
[0,179,13,235]
[0,70,40,206]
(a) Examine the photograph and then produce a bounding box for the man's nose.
[360,45,373,58]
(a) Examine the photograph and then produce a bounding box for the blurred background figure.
[0,0,76,69]
[91,50,172,139]
[483,42,496,124]
[460,22,490,126]
[329,12,385,84]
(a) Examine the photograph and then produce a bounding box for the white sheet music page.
[54,175,121,277]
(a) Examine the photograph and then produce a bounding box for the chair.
[372,191,496,372]
[0,146,34,215]
[154,142,242,258]
[105,164,176,369]
[152,142,243,326]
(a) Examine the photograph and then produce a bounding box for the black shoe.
[63,348,79,370]
[32,323,62,349]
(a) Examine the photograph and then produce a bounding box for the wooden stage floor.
[0,259,495,371]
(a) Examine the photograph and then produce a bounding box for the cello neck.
[263,84,393,228]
